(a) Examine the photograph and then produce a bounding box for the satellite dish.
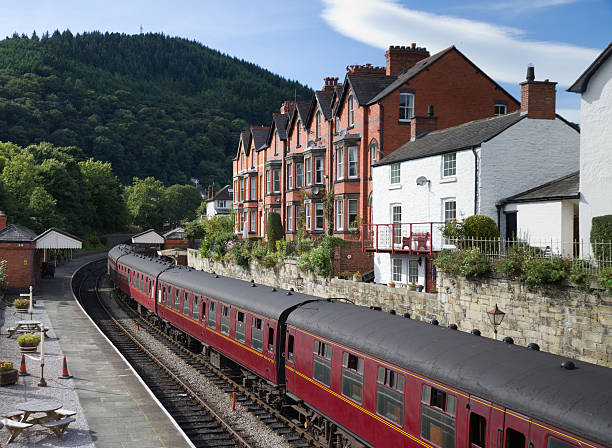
[312,186,320,195]
[416,176,429,186]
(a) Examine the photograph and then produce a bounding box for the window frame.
[390,163,401,184]
[421,384,457,448]
[336,148,344,180]
[295,162,303,188]
[348,95,354,127]
[297,120,301,146]
[341,352,364,404]
[348,199,358,230]
[399,92,414,122]
[250,176,257,200]
[305,203,311,231]
[392,258,402,283]
[251,317,263,352]
[336,199,343,231]
[208,301,217,328]
[316,110,321,139]
[250,210,256,232]
[235,311,246,343]
[287,204,293,231]
[192,295,199,321]
[314,156,324,185]
[408,258,419,284]
[443,199,457,223]
[376,366,405,425]
[315,203,324,230]
[305,157,312,186]
[442,153,456,178]
[273,168,280,193]
[494,104,507,116]
[348,146,358,178]
[287,162,293,190]
[220,305,230,335]
[313,340,332,386]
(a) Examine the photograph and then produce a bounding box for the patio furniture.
[1,418,33,444]
[41,417,75,440]
[6,321,50,339]
[16,399,62,424]
[0,411,24,421]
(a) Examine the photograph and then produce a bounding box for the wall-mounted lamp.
[487,304,506,340]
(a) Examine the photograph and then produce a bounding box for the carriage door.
[503,411,530,448]
[468,397,503,448]
[284,328,296,389]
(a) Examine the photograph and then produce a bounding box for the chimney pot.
[385,44,430,77]
[520,66,557,120]
[411,42,416,48]
[526,64,535,81]
[0,211,6,231]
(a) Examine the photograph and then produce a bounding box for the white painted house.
[369,69,580,288]
[569,42,612,257]
[204,185,233,220]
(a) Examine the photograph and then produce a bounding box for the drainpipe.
[472,147,479,215]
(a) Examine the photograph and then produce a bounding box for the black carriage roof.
[114,250,175,278]
[287,300,612,446]
[159,266,317,320]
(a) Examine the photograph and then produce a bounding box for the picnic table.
[1,399,76,443]
[6,320,50,339]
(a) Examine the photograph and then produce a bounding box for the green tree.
[125,176,166,229]
[28,186,64,232]
[161,184,202,224]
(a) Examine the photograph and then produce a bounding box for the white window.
[443,199,457,223]
[442,153,456,177]
[390,163,401,184]
[392,204,402,246]
[296,162,303,188]
[494,104,507,116]
[348,146,358,178]
[348,95,354,126]
[369,139,378,166]
[316,111,322,139]
[287,163,293,189]
[399,93,414,121]
[273,168,280,193]
[297,120,301,146]
[250,176,256,200]
[217,200,226,208]
[315,203,324,230]
[336,148,343,180]
[315,157,323,184]
[250,210,256,232]
[392,258,402,283]
[266,170,270,194]
[305,158,312,185]
[335,117,340,133]
[305,203,311,230]
[348,199,358,229]
[275,131,279,155]
[287,205,293,231]
[336,199,343,231]
[408,259,418,284]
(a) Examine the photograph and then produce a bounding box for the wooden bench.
[54,409,77,419]
[0,410,24,421]
[1,418,33,443]
[41,416,75,440]
[6,326,50,339]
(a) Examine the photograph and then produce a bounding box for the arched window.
[369,138,379,166]
[348,96,354,126]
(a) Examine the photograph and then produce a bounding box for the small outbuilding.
[131,229,164,253]
[163,227,188,249]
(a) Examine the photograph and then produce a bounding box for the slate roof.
[207,184,232,202]
[374,111,525,167]
[272,114,289,140]
[498,172,580,205]
[343,74,394,107]
[238,131,251,157]
[294,101,312,124]
[251,126,270,151]
[35,227,83,242]
[568,42,612,93]
[0,224,38,242]
[314,90,333,120]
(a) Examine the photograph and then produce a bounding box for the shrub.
[441,220,463,240]
[568,259,593,291]
[0,360,14,372]
[267,212,284,251]
[520,256,569,286]
[495,245,530,278]
[434,248,490,277]
[598,267,612,294]
[433,249,462,276]
[462,215,499,239]
[591,215,612,261]
[251,244,268,261]
[229,244,250,268]
[276,238,289,259]
[262,253,279,269]
[298,236,344,277]
[17,333,41,346]
[13,298,30,308]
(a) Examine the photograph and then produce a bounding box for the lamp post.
[487,304,506,340]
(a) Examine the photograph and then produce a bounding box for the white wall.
[374,252,426,286]
[579,58,612,256]
[479,117,580,220]
[206,201,216,219]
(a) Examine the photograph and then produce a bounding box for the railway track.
[73,260,253,448]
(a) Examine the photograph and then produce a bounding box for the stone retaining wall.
[188,249,612,367]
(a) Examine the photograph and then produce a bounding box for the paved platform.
[1,252,193,448]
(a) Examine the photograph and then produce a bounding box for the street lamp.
[487,304,506,340]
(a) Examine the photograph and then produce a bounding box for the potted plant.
[408,282,417,291]
[0,360,17,386]
[13,298,30,313]
[353,271,362,282]
[17,333,41,353]
[416,284,424,292]
[388,281,396,288]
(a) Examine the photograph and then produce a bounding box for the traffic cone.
[58,356,72,379]
[18,354,29,376]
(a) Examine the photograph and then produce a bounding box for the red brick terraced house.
[233,44,519,274]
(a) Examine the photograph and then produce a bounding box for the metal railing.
[362,222,446,254]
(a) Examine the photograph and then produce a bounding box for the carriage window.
[421,384,456,448]
[183,292,190,315]
[547,437,579,448]
[342,352,364,404]
[192,296,199,321]
[267,327,274,351]
[313,340,331,386]
[470,412,487,448]
[221,306,230,335]
[208,302,216,328]
[377,367,404,425]
[235,311,245,343]
[506,429,525,448]
[287,335,294,362]
[162,286,167,303]
[251,317,263,351]
[174,289,181,311]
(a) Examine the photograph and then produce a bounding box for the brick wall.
[0,242,38,291]
[332,240,374,275]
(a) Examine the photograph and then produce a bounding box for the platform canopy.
[132,229,164,245]
[35,228,82,249]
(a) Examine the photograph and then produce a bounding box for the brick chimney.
[410,106,437,140]
[346,64,386,77]
[385,44,430,77]
[280,100,295,115]
[520,65,557,120]
[322,77,339,92]
[0,211,6,231]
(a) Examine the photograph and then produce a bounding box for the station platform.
[0,251,193,448]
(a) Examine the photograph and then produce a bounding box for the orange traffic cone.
[18,354,29,376]
[58,356,72,379]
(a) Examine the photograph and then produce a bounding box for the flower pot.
[388,283,395,288]
[15,306,29,313]
[353,276,362,282]
[18,344,38,353]
[0,369,18,386]
[408,284,416,291]
[416,288,423,292]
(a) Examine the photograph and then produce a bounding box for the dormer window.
[494,104,507,116]
[399,93,414,121]
[348,95,354,127]
[316,111,322,139]
[297,120,301,146]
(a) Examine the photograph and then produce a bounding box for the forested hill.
[0,31,312,185]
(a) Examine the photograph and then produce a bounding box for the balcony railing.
[362,222,446,254]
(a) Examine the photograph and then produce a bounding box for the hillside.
[0,31,312,185]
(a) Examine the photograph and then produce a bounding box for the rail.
[362,222,446,254]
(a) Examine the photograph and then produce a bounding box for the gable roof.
[251,126,270,151]
[287,101,312,135]
[313,90,333,121]
[497,172,580,205]
[374,111,525,167]
[131,229,164,245]
[272,114,289,140]
[568,42,612,93]
[206,184,232,202]
[163,227,185,239]
[334,74,394,116]
[0,224,38,242]
[235,131,251,159]
[35,228,82,249]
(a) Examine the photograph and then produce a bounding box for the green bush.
[298,236,344,277]
[251,244,268,261]
[13,298,30,308]
[434,248,490,277]
[591,215,612,261]
[462,215,499,239]
[17,333,41,346]
[276,238,289,259]
[598,267,612,293]
[568,259,593,291]
[520,256,569,286]
[495,245,530,278]
[262,253,279,269]
[441,220,463,240]
[267,212,284,251]
[229,244,250,268]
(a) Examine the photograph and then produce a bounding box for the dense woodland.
[0,31,312,186]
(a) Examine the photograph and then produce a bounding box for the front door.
[505,212,517,241]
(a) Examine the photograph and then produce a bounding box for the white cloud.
[321,0,599,86]
[468,0,577,13]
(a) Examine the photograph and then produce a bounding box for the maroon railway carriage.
[285,300,611,448]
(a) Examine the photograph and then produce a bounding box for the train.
[107,245,612,448]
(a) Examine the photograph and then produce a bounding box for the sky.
[1,0,610,123]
